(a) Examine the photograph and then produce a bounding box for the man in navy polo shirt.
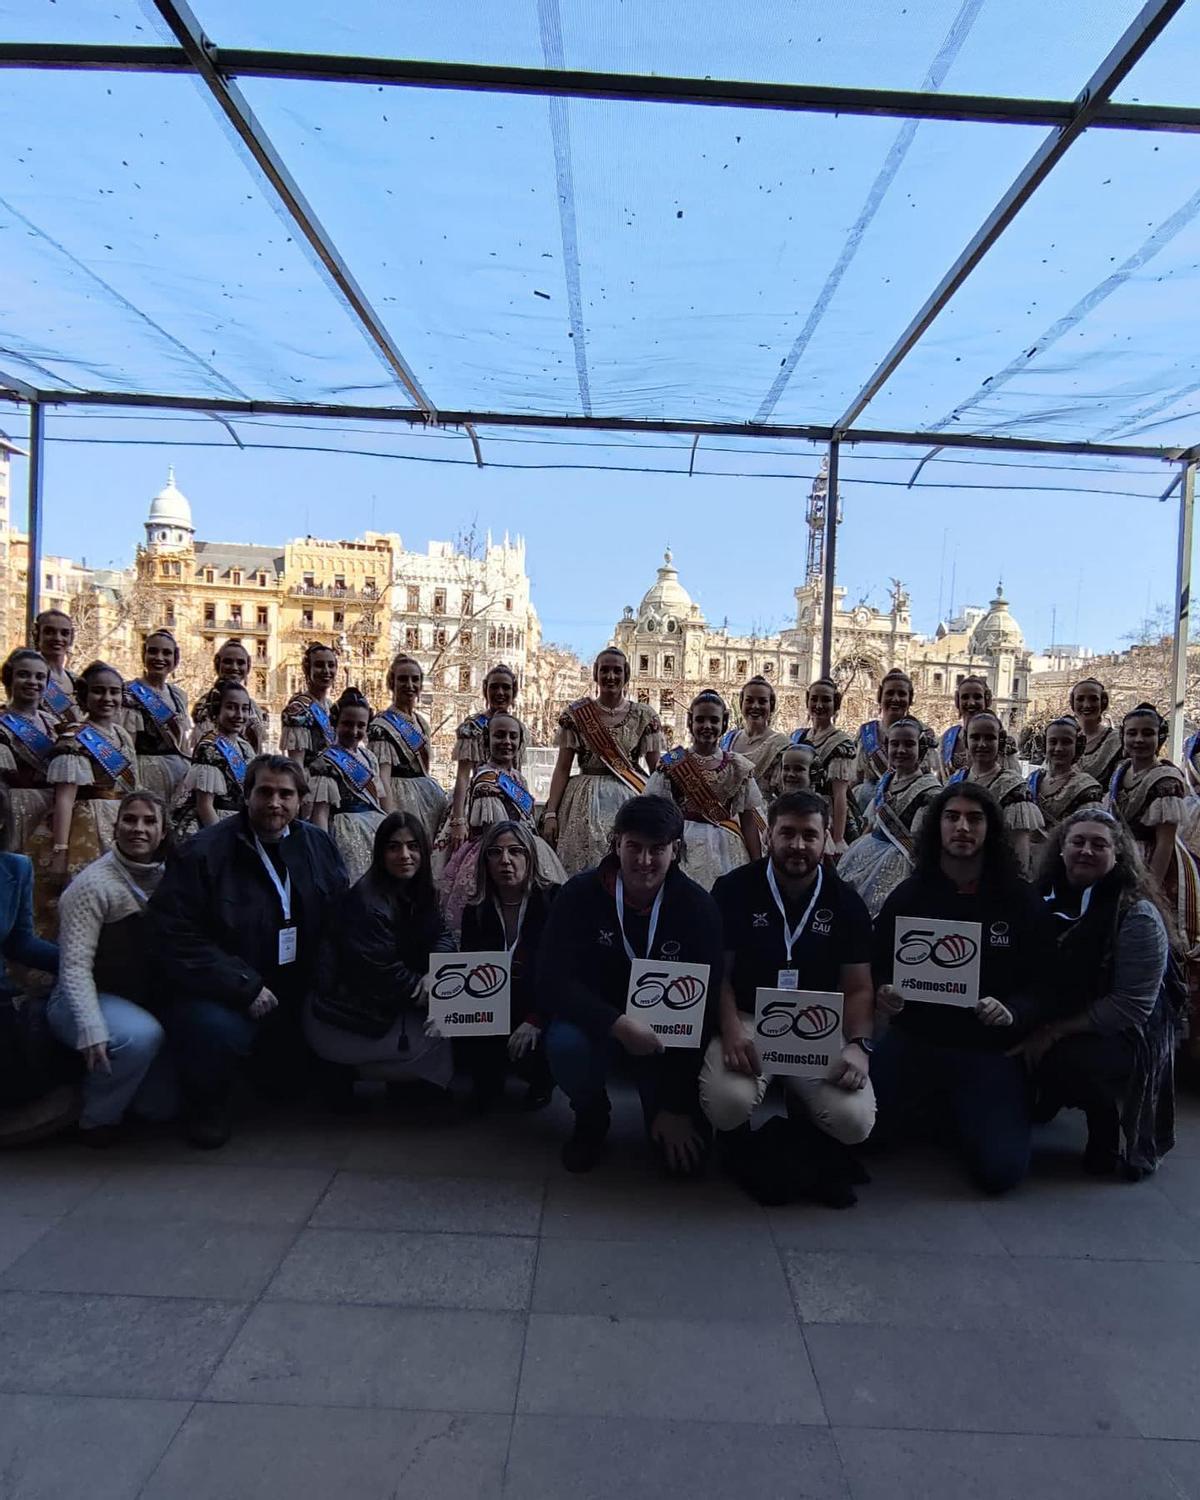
[700,791,876,1145]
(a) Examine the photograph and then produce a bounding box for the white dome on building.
[638,549,696,628]
[148,466,193,531]
[971,581,1025,653]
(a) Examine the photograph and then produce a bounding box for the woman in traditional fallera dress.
[839,716,941,919]
[33,609,80,725]
[542,647,662,876]
[853,669,934,809]
[720,675,788,805]
[1029,716,1103,837]
[171,680,254,840]
[369,653,447,844]
[439,712,566,933]
[28,661,140,932]
[191,638,267,755]
[122,630,189,802]
[0,650,57,853]
[1070,677,1123,790]
[281,642,340,775]
[936,675,1020,781]
[308,687,387,885]
[948,709,1043,869]
[447,664,522,855]
[644,690,763,890]
[792,675,857,853]
[1106,703,1200,958]
[778,741,816,795]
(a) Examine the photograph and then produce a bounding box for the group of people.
[0,620,1188,1200]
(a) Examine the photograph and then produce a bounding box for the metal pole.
[1169,460,1195,764]
[820,438,840,679]
[24,401,44,644]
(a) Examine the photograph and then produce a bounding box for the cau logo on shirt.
[989,921,1011,948]
[812,908,833,936]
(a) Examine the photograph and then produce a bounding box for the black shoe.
[1083,1106,1121,1178]
[185,1099,232,1151]
[562,1099,610,1174]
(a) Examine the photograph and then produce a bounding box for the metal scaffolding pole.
[820,439,840,678]
[1169,461,1195,764]
[23,401,44,645]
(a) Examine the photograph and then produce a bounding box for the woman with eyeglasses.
[457,820,557,1112]
[1012,807,1178,1179]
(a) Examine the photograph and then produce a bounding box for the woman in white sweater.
[47,789,176,1144]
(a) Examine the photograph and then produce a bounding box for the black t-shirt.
[713,860,871,1012]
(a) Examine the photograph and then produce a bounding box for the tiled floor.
[1,1088,1198,1499]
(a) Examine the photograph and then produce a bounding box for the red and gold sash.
[570,697,646,794]
[660,748,743,841]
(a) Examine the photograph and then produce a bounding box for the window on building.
[956,674,965,687]
[256,670,267,694]
[1013,677,1022,695]
[637,687,651,704]
[333,575,346,594]
[164,603,176,626]
[303,572,315,590]
[434,627,447,648]
[231,571,242,585]
[762,661,775,677]
[364,576,376,596]
[736,659,748,676]
[433,589,447,615]
[661,689,675,710]
[666,618,677,633]
[506,627,515,650]
[708,657,721,676]
[461,589,474,616]
[789,663,800,683]
[257,572,267,586]
[638,654,650,674]
[203,603,215,626]
[505,596,514,613]
[160,561,172,578]
[256,640,268,661]
[933,672,943,689]
[230,605,242,626]
[405,626,419,649]
[256,606,268,627]
[204,568,214,584]
[461,628,474,649]
[488,626,497,648]
[406,585,420,612]
[301,608,314,628]
[663,654,675,675]
[459,666,472,692]
[333,610,345,629]
[171,561,181,577]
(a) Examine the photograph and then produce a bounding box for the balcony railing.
[202,618,271,635]
[289,583,381,601]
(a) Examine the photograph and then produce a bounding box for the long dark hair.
[913,782,1020,887]
[370,811,437,911]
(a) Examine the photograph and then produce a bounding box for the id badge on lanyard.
[255,835,296,966]
[767,862,822,992]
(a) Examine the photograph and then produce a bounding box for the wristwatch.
[848,1036,875,1055]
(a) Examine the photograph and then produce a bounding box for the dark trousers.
[871,1025,1031,1194]
[170,997,311,1107]
[1034,1031,1135,1156]
[457,1034,553,1101]
[544,1019,667,1126]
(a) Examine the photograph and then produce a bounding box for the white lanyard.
[1045,884,1093,924]
[766,861,823,963]
[493,893,529,953]
[615,875,665,963]
[254,833,292,922]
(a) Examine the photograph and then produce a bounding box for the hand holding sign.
[624,959,709,1050]
[892,918,981,1008]
[427,951,511,1037]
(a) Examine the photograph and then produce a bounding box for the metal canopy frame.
[1,0,1197,726]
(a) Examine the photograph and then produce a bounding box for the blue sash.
[859,720,880,758]
[946,768,968,787]
[1028,768,1044,800]
[42,677,73,717]
[942,723,961,768]
[1107,763,1127,807]
[719,729,738,752]
[873,769,895,809]
[382,707,425,754]
[76,724,134,786]
[127,678,175,727]
[310,698,336,747]
[789,727,811,747]
[660,746,686,770]
[324,745,372,791]
[1187,732,1200,764]
[496,770,535,818]
[214,735,247,786]
[0,710,55,765]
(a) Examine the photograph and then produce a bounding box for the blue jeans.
[170,997,311,1106]
[48,992,177,1129]
[544,1019,664,1124]
[871,1025,1031,1194]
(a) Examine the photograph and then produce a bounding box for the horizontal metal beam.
[0,367,41,401]
[22,387,1186,460]
[148,0,437,418]
[2,42,1200,133]
[834,0,1187,434]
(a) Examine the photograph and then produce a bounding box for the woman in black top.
[459,819,556,1112]
[306,811,455,1103]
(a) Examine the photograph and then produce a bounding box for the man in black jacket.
[149,755,347,1147]
[537,795,723,1175]
[871,782,1053,1193]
